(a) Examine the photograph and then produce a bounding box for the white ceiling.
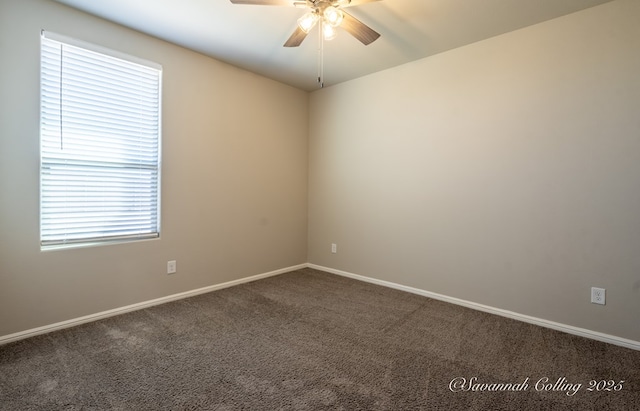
[52,0,614,91]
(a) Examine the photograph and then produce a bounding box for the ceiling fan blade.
[230,0,294,5]
[284,26,309,47]
[341,11,380,45]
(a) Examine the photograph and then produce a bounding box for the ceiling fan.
[230,0,381,47]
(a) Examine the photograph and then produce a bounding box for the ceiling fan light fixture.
[297,11,319,33]
[323,6,344,27]
[322,21,337,41]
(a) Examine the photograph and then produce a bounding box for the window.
[40,31,162,248]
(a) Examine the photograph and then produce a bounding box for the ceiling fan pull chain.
[317,21,324,88]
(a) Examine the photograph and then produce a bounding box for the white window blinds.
[40,32,162,248]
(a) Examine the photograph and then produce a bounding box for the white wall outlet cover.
[167,260,177,274]
[591,287,605,305]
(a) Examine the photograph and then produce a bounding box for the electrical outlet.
[167,260,177,275]
[591,287,605,305]
[331,243,337,254]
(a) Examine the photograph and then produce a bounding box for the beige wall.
[0,0,308,336]
[1,0,638,344]
[308,0,640,342]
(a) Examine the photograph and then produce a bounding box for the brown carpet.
[1,267,639,410]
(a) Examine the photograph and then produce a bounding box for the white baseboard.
[4,262,638,351]
[307,264,640,351]
[0,264,307,346]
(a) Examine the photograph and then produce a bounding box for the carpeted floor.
[1,267,639,410]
